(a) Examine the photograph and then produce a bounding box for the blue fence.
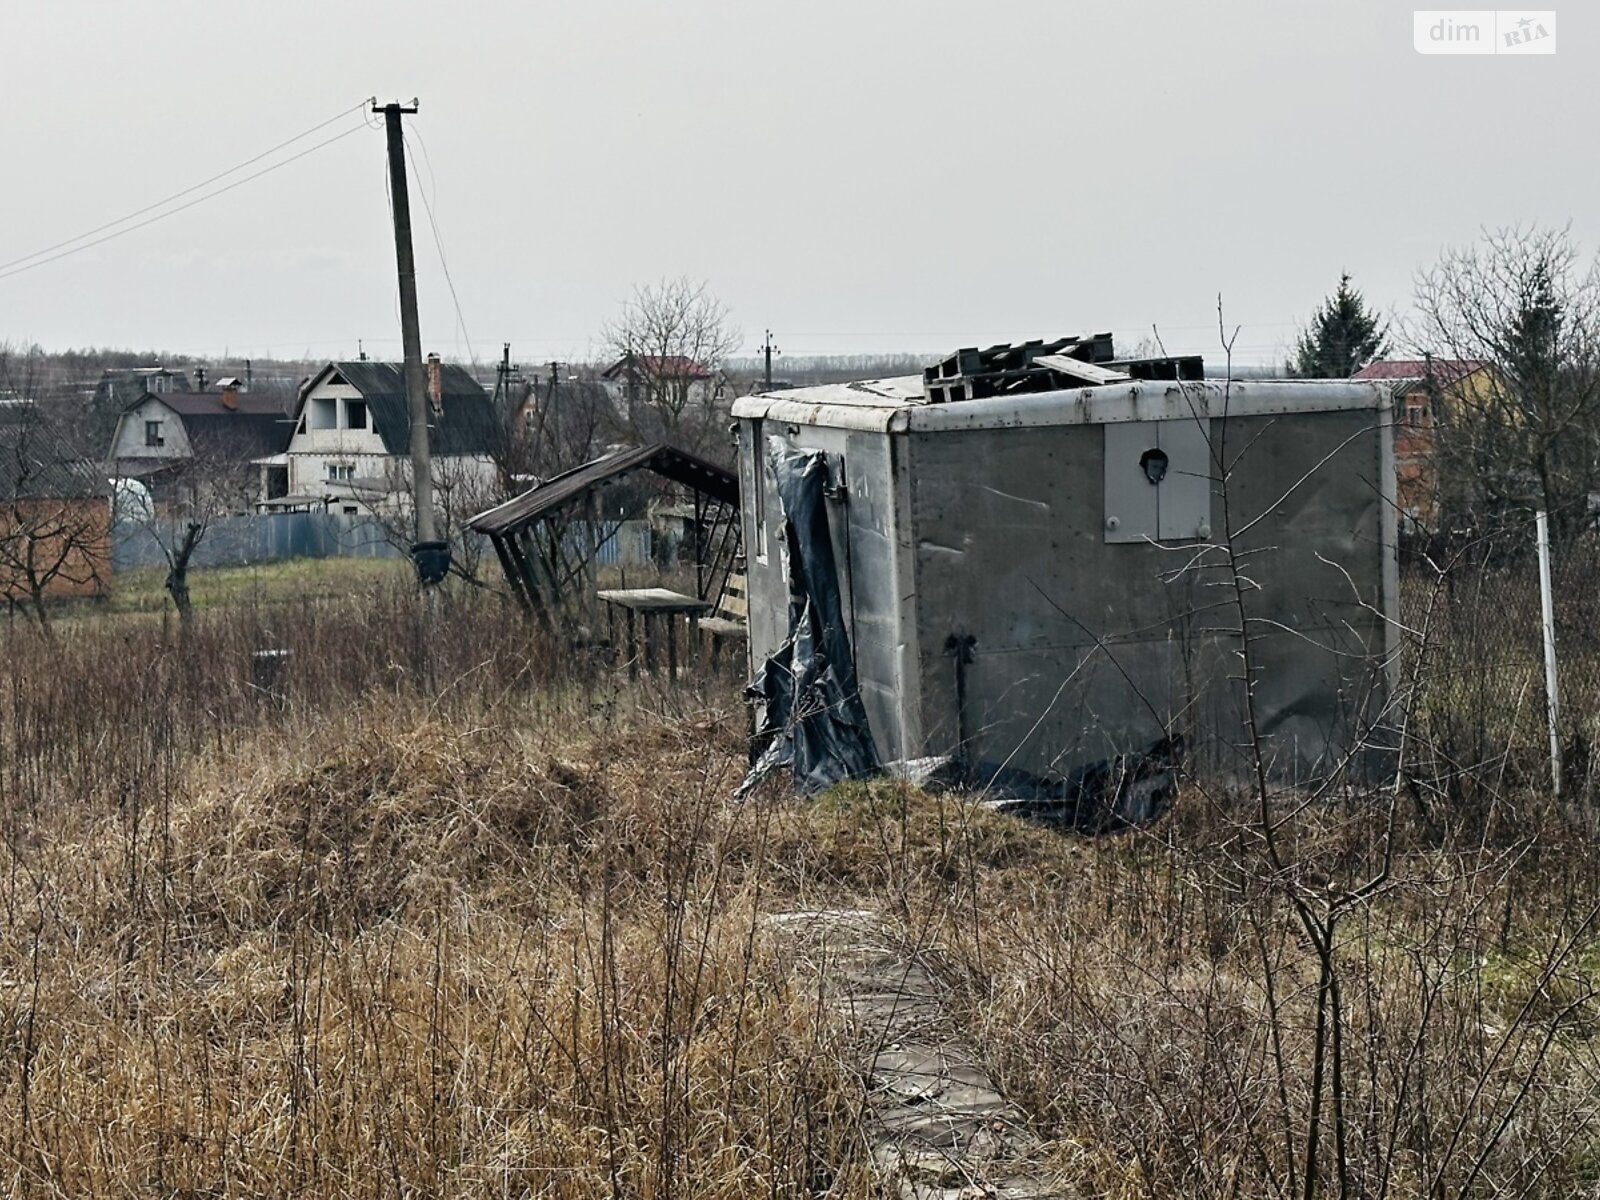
[112,512,402,572]
[111,513,655,573]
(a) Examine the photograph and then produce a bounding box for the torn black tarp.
[739,448,880,797]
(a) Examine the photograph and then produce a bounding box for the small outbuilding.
[731,337,1398,787]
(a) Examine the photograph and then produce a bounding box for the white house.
[107,380,293,510]
[275,357,501,515]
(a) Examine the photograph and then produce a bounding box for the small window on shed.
[345,400,368,430]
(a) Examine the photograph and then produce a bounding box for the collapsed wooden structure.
[466,443,740,627]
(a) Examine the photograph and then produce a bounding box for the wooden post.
[626,607,638,680]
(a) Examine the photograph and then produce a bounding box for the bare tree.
[0,353,110,633]
[132,455,261,623]
[601,277,741,461]
[1413,224,1600,542]
[371,454,505,586]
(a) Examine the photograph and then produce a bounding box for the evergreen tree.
[1291,273,1390,377]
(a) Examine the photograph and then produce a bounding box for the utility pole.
[374,98,445,582]
[762,329,780,391]
[497,342,512,400]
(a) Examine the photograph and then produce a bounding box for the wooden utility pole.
[374,99,443,575]
[763,329,780,391]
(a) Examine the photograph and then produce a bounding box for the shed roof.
[0,402,111,501]
[732,376,1392,433]
[299,361,500,456]
[467,443,737,536]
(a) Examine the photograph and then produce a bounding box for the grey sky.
[3,1,1593,365]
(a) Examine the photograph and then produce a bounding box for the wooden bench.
[699,572,748,673]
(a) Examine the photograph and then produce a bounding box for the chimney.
[221,382,239,410]
[194,365,207,391]
[426,353,443,412]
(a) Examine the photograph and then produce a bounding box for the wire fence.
[1400,503,1600,809]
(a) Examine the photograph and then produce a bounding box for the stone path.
[768,909,1074,1200]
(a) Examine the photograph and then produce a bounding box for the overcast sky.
[2,1,1592,366]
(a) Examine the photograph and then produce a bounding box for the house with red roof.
[1352,358,1495,528]
[107,378,295,511]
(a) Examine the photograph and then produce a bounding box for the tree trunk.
[164,522,204,626]
[27,587,52,640]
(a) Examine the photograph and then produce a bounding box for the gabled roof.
[0,402,111,501]
[134,389,288,418]
[468,443,738,536]
[297,361,500,456]
[120,391,295,461]
[602,355,713,381]
[1352,359,1488,385]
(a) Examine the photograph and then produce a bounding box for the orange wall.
[0,497,111,600]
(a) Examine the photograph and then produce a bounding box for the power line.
[0,100,372,277]
[403,126,476,365]
[0,123,371,284]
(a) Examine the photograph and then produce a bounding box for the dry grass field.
[0,577,1598,1197]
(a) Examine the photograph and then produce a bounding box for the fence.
[112,511,402,573]
[111,513,658,575]
[1399,504,1600,808]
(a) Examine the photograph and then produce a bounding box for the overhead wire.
[403,124,477,365]
[0,120,372,283]
[0,99,373,277]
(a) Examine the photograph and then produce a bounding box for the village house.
[93,364,191,406]
[0,400,112,605]
[273,356,501,516]
[1351,358,1493,529]
[601,354,730,410]
[107,377,294,510]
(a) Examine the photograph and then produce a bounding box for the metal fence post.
[1537,509,1562,798]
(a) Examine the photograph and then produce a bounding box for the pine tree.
[1291,273,1390,378]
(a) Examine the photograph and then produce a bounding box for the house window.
[1406,403,1424,428]
[345,400,368,430]
[311,397,338,430]
[144,420,164,448]
[327,462,355,483]
[150,375,170,394]
[342,505,359,515]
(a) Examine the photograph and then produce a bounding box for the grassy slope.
[0,590,1597,1196]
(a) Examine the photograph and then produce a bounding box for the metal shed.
[731,357,1398,786]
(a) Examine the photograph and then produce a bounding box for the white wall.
[285,379,388,494]
[109,397,191,460]
[284,376,500,515]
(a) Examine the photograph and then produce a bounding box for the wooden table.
[596,588,712,680]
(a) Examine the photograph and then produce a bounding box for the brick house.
[0,401,112,605]
[1352,358,1493,529]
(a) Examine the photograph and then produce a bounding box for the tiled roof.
[1352,359,1487,384]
